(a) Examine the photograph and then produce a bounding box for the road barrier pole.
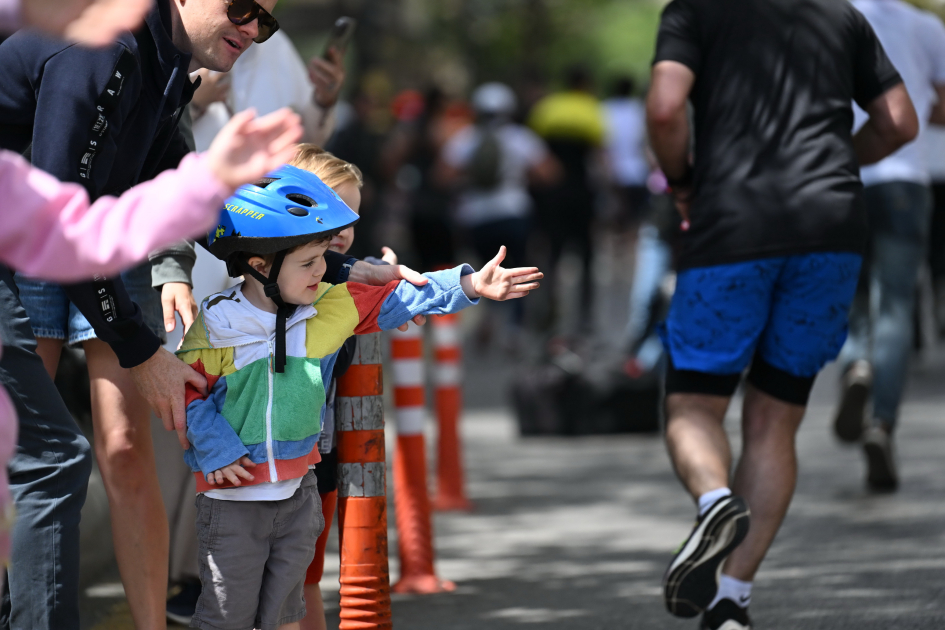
[335,332,392,630]
[389,324,456,594]
[431,313,473,512]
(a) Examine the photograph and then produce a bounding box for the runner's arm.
[646,60,695,186]
[853,84,918,166]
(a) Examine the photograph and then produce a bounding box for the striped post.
[335,332,392,630]
[430,313,473,512]
[389,324,455,594]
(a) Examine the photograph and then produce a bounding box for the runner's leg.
[664,393,732,498]
[723,384,805,580]
[84,339,168,630]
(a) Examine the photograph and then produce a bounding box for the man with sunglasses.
[0,1,411,628]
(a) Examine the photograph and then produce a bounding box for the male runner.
[646,0,918,627]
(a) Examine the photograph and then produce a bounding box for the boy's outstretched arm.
[460,246,543,301]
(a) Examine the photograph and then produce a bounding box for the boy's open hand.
[207,456,256,486]
[466,246,543,301]
[206,108,303,190]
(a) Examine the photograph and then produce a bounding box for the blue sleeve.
[182,376,251,477]
[375,264,480,331]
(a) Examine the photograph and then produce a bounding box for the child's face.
[250,240,331,306]
[328,181,362,255]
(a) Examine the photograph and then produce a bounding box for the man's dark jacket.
[0,0,196,366]
[0,2,358,366]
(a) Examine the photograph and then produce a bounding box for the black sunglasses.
[227,0,280,44]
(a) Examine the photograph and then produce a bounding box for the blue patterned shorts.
[661,252,862,379]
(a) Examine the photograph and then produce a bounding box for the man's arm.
[853,83,919,166]
[928,84,945,126]
[647,60,696,217]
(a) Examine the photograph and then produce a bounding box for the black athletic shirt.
[653,0,902,269]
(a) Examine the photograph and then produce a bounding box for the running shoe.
[166,579,201,626]
[662,495,751,618]
[701,598,752,630]
[863,425,898,491]
[833,360,872,443]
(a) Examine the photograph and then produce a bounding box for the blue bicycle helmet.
[206,165,360,372]
[207,164,359,264]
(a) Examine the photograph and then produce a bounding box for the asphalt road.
[78,343,945,629]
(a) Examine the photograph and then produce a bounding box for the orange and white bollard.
[389,324,455,594]
[431,313,473,512]
[335,333,392,630]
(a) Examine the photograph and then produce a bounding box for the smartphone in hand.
[322,17,356,59]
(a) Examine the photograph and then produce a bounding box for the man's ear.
[247,256,270,278]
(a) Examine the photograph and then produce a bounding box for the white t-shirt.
[192,30,315,152]
[441,123,549,226]
[924,125,945,182]
[853,0,945,185]
[603,97,649,187]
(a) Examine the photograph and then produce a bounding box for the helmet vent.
[254,177,280,188]
[286,193,317,207]
[287,207,310,217]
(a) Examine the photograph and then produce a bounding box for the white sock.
[709,574,752,609]
[697,487,732,517]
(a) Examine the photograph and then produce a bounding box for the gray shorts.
[192,472,324,630]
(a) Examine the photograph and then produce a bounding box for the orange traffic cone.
[389,324,456,594]
[335,332,392,630]
[431,313,473,512]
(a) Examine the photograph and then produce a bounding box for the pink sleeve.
[0,150,233,281]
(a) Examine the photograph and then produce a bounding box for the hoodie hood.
[188,283,329,351]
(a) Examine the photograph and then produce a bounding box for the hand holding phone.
[322,17,356,59]
[309,17,355,109]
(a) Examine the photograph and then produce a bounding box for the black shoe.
[662,496,751,618]
[863,426,898,492]
[166,579,201,626]
[702,599,752,630]
[833,360,871,443]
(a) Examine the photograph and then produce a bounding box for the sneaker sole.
[834,380,869,443]
[864,440,898,491]
[663,498,751,618]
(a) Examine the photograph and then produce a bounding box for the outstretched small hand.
[469,246,543,301]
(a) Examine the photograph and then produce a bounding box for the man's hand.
[670,184,693,230]
[348,258,427,329]
[463,246,543,301]
[161,282,197,334]
[206,456,256,486]
[348,259,429,287]
[128,347,208,449]
[22,0,151,47]
[205,108,304,190]
[309,47,346,109]
[191,69,232,117]
[380,246,399,265]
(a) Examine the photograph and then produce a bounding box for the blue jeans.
[0,265,92,630]
[624,223,672,369]
[839,181,933,428]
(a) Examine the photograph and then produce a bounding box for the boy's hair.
[247,230,340,270]
[289,144,364,191]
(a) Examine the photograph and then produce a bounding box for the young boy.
[288,145,392,630]
[177,163,541,630]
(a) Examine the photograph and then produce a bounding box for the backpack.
[467,126,503,190]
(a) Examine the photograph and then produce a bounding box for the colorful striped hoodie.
[177,265,477,494]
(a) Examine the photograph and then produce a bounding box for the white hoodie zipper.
[265,339,277,481]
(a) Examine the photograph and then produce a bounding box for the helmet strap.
[237,251,295,373]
